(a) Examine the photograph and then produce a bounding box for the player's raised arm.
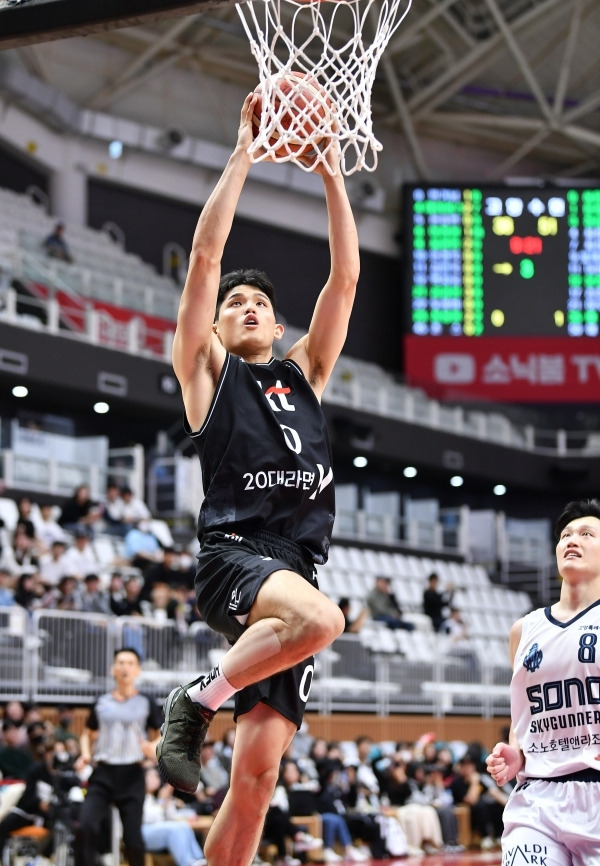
[172,94,257,425]
[287,140,360,398]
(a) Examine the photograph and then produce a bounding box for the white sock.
[186,662,238,711]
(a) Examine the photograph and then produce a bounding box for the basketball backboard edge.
[0,0,235,51]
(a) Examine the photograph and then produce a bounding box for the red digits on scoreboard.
[509,236,543,255]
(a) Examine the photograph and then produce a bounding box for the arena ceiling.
[1,0,600,181]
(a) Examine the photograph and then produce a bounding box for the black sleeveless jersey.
[184,353,335,563]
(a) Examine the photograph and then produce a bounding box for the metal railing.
[0,253,596,459]
[1,608,511,718]
[0,279,174,362]
[0,443,145,501]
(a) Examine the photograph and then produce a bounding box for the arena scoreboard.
[402,184,600,402]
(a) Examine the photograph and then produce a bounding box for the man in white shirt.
[39,539,69,588]
[34,504,68,552]
[120,487,151,530]
[60,528,99,581]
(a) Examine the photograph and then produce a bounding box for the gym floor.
[348,854,502,866]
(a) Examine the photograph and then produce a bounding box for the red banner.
[404,336,600,402]
[31,282,175,357]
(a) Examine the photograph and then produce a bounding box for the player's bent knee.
[302,600,345,648]
[324,603,346,641]
[232,761,280,811]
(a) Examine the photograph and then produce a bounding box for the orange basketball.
[252,71,331,160]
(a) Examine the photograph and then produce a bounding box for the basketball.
[252,71,331,160]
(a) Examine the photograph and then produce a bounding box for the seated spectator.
[0,702,28,747]
[41,575,82,611]
[0,719,34,781]
[53,706,80,747]
[338,597,368,634]
[34,503,68,552]
[112,573,144,616]
[0,735,58,856]
[441,606,469,641]
[10,524,40,572]
[449,753,505,849]
[59,527,100,580]
[141,581,175,620]
[317,757,387,860]
[169,581,200,629]
[119,486,152,530]
[0,567,15,606]
[107,571,126,614]
[140,546,189,601]
[15,497,36,541]
[122,521,162,573]
[422,573,454,632]
[79,573,112,614]
[99,482,131,537]
[420,763,464,850]
[13,570,44,614]
[213,728,236,777]
[58,484,101,538]
[141,764,207,866]
[198,740,230,802]
[366,576,415,632]
[440,608,480,676]
[380,758,444,855]
[265,764,323,866]
[351,735,408,857]
[298,736,328,782]
[281,758,368,863]
[22,704,45,731]
[39,539,69,589]
[43,222,73,262]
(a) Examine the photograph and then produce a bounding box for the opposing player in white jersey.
[487,498,600,866]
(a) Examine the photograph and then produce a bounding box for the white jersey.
[511,602,600,779]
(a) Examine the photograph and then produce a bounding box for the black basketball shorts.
[195,529,319,729]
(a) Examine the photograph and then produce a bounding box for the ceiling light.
[12,386,28,398]
[353,455,368,468]
[493,484,507,495]
[108,140,123,159]
[403,466,417,478]
[450,475,464,487]
[94,401,110,414]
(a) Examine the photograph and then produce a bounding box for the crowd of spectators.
[339,570,474,653]
[1,487,475,661]
[0,485,198,628]
[0,699,207,866]
[0,707,510,864]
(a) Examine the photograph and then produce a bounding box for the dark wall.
[0,144,49,196]
[0,323,180,449]
[87,178,403,373]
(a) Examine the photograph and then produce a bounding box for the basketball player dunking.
[487,498,600,865]
[156,93,359,866]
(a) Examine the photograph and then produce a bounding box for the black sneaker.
[156,684,215,793]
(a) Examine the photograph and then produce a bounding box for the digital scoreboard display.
[402,184,600,402]
[404,184,600,338]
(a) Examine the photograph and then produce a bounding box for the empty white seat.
[327,546,351,570]
[361,547,383,575]
[345,546,368,571]
[391,553,412,579]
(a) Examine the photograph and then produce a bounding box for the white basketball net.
[236,0,413,175]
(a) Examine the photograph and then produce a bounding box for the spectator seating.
[0,186,178,323]
[319,543,531,675]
